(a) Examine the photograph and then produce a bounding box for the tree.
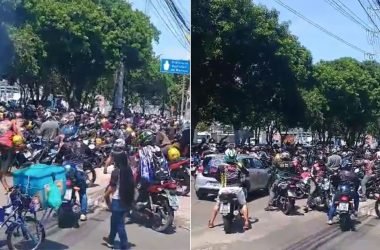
[309,58,377,146]
[192,0,312,140]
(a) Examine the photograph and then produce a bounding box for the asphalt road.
[0,209,190,250]
[191,177,380,250]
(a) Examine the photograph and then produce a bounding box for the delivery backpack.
[57,200,81,228]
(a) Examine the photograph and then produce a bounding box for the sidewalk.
[0,166,190,233]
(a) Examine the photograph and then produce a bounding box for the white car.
[194,154,271,200]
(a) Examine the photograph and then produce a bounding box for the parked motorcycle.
[273,177,298,215]
[131,180,179,233]
[219,192,242,234]
[169,158,190,196]
[306,176,331,211]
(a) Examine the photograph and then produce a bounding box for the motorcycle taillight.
[340,196,349,202]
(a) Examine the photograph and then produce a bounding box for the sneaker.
[327,220,333,225]
[80,214,87,221]
[102,237,114,248]
[353,211,358,218]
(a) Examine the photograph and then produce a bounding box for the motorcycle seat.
[219,193,237,201]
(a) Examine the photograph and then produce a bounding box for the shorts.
[216,186,246,206]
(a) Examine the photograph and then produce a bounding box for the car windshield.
[239,157,265,169]
[203,155,224,172]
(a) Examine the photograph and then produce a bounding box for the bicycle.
[0,186,46,250]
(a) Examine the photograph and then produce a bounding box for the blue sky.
[129,0,190,60]
[256,0,379,62]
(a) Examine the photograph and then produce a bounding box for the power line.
[357,0,380,33]
[273,0,375,56]
[166,0,190,32]
[148,0,189,51]
[324,0,372,30]
[367,0,380,23]
[158,0,190,47]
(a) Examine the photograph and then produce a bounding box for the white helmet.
[225,148,237,163]
[114,139,125,148]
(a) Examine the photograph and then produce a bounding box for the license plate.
[338,203,349,211]
[167,194,179,210]
[220,203,230,214]
[64,189,73,200]
[287,190,297,197]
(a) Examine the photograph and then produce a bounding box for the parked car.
[194,154,271,200]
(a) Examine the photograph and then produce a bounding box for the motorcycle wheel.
[151,200,174,233]
[222,215,233,234]
[85,168,96,187]
[339,213,351,232]
[282,198,295,215]
[295,187,305,199]
[375,200,380,218]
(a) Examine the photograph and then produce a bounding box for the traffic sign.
[160,59,190,75]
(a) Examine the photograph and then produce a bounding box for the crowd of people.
[197,139,380,229]
[0,103,190,249]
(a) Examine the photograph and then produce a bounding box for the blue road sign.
[160,59,190,75]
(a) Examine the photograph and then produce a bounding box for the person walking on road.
[103,139,135,249]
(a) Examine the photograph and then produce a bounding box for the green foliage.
[1,0,173,109]
[193,0,380,146]
[192,0,312,129]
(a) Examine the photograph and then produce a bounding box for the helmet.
[12,135,23,146]
[26,121,34,130]
[224,148,237,163]
[114,139,125,149]
[138,130,154,146]
[168,147,180,161]
[44,111,52,120]
[126,127,133,133]
[95,138,103,146]
[281,152,291,161]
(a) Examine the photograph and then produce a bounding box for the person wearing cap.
[38,111,60,141]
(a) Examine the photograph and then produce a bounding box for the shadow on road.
[38,240,69,250]
[128,212,178,235]
[208,216,260,234]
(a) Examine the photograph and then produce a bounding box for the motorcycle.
[273,177,298,215]
[219,192,242,234]
[335,184,355,231]
[295,167,311,199]
[168,158,191,196]
[131,180,179,233]
[306,176,331,211]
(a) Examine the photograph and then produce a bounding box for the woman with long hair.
[103,139,135,249]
